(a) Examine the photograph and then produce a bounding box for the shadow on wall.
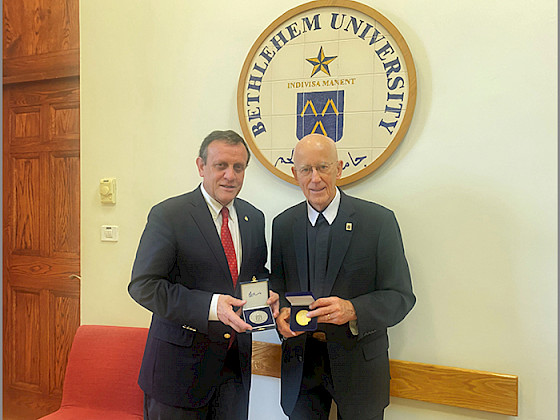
[388,177,523,371]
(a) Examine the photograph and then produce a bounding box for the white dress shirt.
[200,185,242,321]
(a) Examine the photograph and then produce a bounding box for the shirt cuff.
[349,319,359,335]
[209,294,220,321]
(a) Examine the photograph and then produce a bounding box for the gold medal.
[296,309,310,326]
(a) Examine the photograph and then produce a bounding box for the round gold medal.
[296,310,310,326]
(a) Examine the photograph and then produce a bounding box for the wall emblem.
[296,90,344,141]
[237,0,417,185]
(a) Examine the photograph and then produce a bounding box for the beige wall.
[80,1,557,419]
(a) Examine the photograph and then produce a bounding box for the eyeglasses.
[295,162,336,177]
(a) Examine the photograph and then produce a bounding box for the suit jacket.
[128,186,268,408]
[270,191,415,418]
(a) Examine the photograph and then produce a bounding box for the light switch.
[101,225,119,242]
[100,178,116,204]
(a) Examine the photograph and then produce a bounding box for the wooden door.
[3,77,81,419]
[3,0,80,418]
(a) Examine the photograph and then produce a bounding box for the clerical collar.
[307,188,340,226]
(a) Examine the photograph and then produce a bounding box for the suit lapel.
[292,205,309,292]
[323,193,355,296]
[189,188,232,287]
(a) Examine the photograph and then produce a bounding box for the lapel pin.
[346,223,352,231]
[244,216,249,222]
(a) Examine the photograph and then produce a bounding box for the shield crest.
[296,90,344,142]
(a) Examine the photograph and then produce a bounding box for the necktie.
[220,207,238,287]
[220,207,238,349]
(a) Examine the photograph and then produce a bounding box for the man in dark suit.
[270,134,415,420]
[129,130,278,420]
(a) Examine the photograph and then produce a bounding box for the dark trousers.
[144,343,248,420]
[289,336,384,420]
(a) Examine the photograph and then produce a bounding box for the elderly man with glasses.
[270,133,416,420]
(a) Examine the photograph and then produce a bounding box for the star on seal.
[306,46,337,77]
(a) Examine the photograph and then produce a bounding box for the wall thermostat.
[100,178,116,204]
